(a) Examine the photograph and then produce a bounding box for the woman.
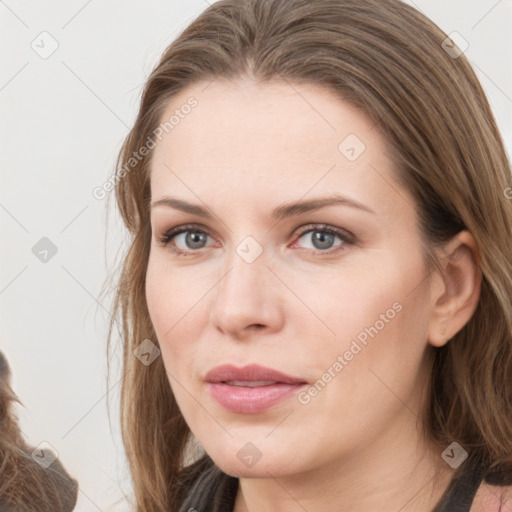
[104,0,512,510]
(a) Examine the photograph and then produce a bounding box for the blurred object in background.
[0,351,78,512]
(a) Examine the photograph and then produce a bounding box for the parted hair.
[103,0,512,510]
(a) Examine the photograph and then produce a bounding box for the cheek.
[289,267,432,453]
[145,255,197,334]
[145,260,170,337]
[145,257,209,374]
[305,251,431,382]
[146,259,182,371]
[299,263,416,343]
[331,269,431,407]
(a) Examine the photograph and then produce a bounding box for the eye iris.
[186,231,207,249]
[174,228,341,251]
[312,231,335,250]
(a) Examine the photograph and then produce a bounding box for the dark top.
[179,453,511,512]
[432,454,488,512]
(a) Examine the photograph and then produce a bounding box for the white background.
[1,1,511,510]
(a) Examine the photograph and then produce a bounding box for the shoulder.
[471,482,512,511]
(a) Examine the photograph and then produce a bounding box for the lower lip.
[207,382,306,413]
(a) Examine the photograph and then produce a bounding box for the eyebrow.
[151,194,375,221]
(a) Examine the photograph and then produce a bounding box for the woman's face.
[146,78,439,478]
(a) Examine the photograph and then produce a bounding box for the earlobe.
[427,231,482,348]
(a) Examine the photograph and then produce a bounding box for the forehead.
[149,78,408,219]
[153,77,382,161]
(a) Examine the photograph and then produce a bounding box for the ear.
[427,230,482,348]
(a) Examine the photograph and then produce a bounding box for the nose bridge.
[210,235,281,335]
[217,238,268,311]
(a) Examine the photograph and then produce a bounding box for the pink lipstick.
[204,364,307,414]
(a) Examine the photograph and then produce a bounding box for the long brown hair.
[103,0,512,510]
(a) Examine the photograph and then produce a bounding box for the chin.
[204,440,306,479]
[215,456,288,479]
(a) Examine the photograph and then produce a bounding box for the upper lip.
[204,364,307,384]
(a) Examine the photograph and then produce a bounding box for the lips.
[204,364,308,414]
[204,364,307,385]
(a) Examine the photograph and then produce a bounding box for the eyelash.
[157,223,356,257]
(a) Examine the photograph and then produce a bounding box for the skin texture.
[146,79,482,512]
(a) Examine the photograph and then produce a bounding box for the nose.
[209,245,284,340]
